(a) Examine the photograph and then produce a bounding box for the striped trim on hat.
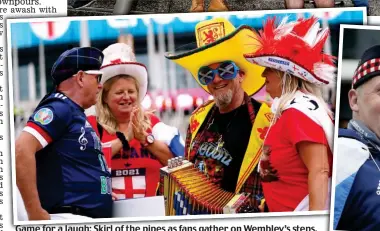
[353,58,380,88]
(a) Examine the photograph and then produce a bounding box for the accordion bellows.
[159,159,250,215]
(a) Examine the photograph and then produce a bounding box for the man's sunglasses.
[198,61,240,86]
[93,74,102,83]
[84,71,102,83]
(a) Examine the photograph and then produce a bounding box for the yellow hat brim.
[165,25,265,96]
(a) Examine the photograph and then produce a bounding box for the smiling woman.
[87,43,185,200]
[99,76,143,129]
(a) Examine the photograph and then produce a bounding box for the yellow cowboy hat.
[165,17,265,96]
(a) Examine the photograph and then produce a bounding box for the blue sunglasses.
[198,61,240,85]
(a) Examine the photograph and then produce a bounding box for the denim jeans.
[352,0,369,7]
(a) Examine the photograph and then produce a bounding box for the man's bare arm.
[15,131,50,220]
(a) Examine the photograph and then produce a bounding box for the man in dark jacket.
[334,45,380,230]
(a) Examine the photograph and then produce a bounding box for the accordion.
[159,157,251,215]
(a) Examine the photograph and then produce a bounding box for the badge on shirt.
[33,108,54,125]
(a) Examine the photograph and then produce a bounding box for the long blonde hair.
[272,69,332,122]
[96,75,152,134]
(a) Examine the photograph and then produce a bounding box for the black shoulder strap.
[97,122,104,140]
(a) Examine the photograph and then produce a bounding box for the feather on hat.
[244,16,336,85]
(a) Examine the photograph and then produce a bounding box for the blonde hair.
[272,69,332,122]
[96,75,152,134]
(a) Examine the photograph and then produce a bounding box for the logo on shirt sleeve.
[33,108,54,125]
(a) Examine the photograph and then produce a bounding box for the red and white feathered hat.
[100,43,148,102]
[244,16,336,85]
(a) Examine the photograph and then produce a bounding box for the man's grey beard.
[214,89,233,109]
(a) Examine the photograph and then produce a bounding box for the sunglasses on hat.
[198,61,240,86]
